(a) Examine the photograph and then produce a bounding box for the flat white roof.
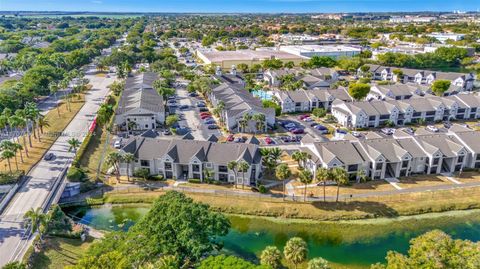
[197,49,306,62]
[280,45,361,53]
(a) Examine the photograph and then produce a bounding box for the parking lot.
[170,81,222,140]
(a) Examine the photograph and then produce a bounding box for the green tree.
[312,108,327,118]
[67,138,81,152]
[348,83,370,101]
[2,262,26,269]
[198,255,266,269]
[373,230,480,269]
[122,153,135,182]
[332,167,349,203]
[238,161,250,190]
[292,151,310,168]
[299,169,313,202]
[316,167,332,202]
[308,257,330,269]
[284,237,308,269]
[431,80,451,97]
[24,207,47,241]
[106,151,122,182]
[260,246,282,269]
[227,160,238,188]
[1,149,14,172]
[276,163,292,201]
[165,115,179,128]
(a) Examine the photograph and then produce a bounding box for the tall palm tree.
[49,82,61,116]
[292,151,310,169]
[283,237,308,269]
[67,138,81,152]
[316,167,332,202]
[307,257,330,269]
[275,163,291,201]
[203,168,214,183]
[227,160,238,188]
[252,113,266,134]
[1,150,14,172]
[260,246,282,269]
[0,140,22,170]
[106,152,122,182]
[37,116,50,134]
[332,167,349,203]
[9,116,29,157]
[122,153,135,182]
[299,169,313,202]
[24,102,41,141]
[24,207,47,242]
[237,161,250,190]
[239,113,251,132]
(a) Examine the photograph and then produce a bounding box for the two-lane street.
[0,72,115,266]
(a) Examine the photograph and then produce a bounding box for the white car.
[113,140,122,149]
[351,131,361,137]
[302,117,313,122]
[426,125,439,132]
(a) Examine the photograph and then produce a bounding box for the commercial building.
[196,49,307,69]
[426,33,466,43]
[279,45,361,59]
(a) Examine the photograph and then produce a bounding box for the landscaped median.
[61,184,480,221]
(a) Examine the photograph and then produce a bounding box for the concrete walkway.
[384,178,403,190]
[441,173,462,185]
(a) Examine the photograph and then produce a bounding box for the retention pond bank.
[64,205,480,268]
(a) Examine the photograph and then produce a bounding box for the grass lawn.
[100,185,480,221]
[290,180,396,197]
[30,236,93,269]
[0,94,85,174]
[78,126,113,180]
[397,174,452,189]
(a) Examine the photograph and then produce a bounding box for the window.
[140,160,150,167]
[165,162,172,170]
[347,164,358,172]
[369,116,376,121]
[402,161,409,168]
[192,164,200,172]
[432,158,440,165]
[219,166,228,173]
[375,163,383,170]
[458,156,464,163]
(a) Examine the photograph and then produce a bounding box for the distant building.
[279,45,361,59]
[426,33,465,43]
[196,49,307,69]
[389,16,436,23]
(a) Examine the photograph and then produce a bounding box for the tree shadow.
[311,200,399,218]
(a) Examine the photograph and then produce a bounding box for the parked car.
[234,137,245,143]
[207,124,219,129]
[226,134,234,142]
[310,122,318,127]
[351,131,361,137]
[179,105,189,110]
[380,128,395,135]
[204,119,215,125]
[196,101,206,107]
[427,125,439,132]
[188,92,198,97]
[443,122,452,129]
[298,114,310,120]
[284,123,296,129]
[336,129,348,135]
[404,127,415,135]
[302,117,313,122]
[162,129,172,135]
[265,137,274,144]
[113,140,122,148]
[44,152,55,161]
[200,112,211,116]
[315,124,328,130]
[200,115,212,120]
[198,107,209,112]
[291,128,304,134]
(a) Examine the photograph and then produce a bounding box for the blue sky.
[1,0,479,13]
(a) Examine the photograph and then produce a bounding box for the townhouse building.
[359,64,475,91]
[273,87,352,113]
[209,83,275,132]
[115,72,165,131]
[118,134,263,185]
[332,93,480,128]
[367,84,424,100]
[300,126,480,181]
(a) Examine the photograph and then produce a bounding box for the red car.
[200,112,211,116]
[226,134,234,142]
[265,137,273,144]
[298,114,310,120]
[291,128,304,134]
[201,114,212,120]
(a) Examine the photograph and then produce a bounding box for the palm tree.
[1,150,14,172]
[239,113,251,132]
[37,116,50,134]
[127,121,137,133]
[0,140,22,170]
[67,138,81,153]
[106,152,122,182]
[307,257,330,269]
[237,161,250,190]
[24,207,47,242]
[9,116,29,157]
[316,167,332,202]
[252,113,266,134]
[227,161,238,188]
[24,102,41,141]
[8,114,25,145]
[49,82,61,116]
[275,163,291,201]
[299,169,313,202]
[260,246,282,269]
[332,167,349,203]
[283,237,308,269]
[292,151,310,169]
[260,147,282,176]
[203,168,214,183]
[122,153,135,182]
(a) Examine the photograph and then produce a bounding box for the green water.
[64,205,480,268]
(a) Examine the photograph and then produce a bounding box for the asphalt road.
[0,71,115,266]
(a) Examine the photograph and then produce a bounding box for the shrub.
[133,168,150,180]
[0,171,23,185]
[188,178,201,184]
[149,174,165,181]
[312,108,327,118]
[67,166,86,182]
[258,185,267,193]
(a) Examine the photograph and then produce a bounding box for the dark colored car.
[188,92,198,97]
[198,107,209,112]
[207,124,218,129]
[44,152,55,161]
[291,128,304,134]
[179,105,189,110]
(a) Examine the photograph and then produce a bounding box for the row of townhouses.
[360,64,475,91]
[118,132,262,185]
[273,87,353,113]
[115,72,165,131]
[209,82,276,132]
[332,92,480,128]
[263,67,339,89]
[301,125,480,181]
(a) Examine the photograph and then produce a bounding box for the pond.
[64,205,480,268]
